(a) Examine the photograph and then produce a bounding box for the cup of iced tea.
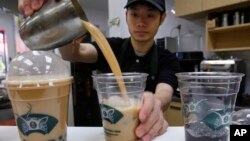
[92,72,148,141]
[176,72,244,141]
[5,51,72,141]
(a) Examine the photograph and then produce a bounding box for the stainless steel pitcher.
[19,0,88,50]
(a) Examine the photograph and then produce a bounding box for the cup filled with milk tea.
[93,72,148,141]
[5,51,72,141]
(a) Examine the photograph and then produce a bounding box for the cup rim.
[176,72,245,79]
[92,72,148,79]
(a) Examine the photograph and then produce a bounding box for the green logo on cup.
[202,109,232,130]
[101,104,124,124]
[184,99,208,115]
[184,99,232,131]
[16,114,58,136]
[16,104,58,136]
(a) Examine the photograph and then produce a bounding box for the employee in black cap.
[18,0,179,140]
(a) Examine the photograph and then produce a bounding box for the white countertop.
[0,126,185,141]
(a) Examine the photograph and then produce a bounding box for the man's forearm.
[154,83,174,111]
[59,42,98,63]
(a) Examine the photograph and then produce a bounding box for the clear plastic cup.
[176,72,244,141]
[92,73,148,141]
[5,51,72,141]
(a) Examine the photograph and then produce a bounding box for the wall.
[80,6,109,37]
[0,0,18,13]
[0,12,16,63]
[80,0,109,36]
[108,0,127,37]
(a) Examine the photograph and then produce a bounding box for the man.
[18,0,180,141]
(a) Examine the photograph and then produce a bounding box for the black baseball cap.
[124,0,166,12]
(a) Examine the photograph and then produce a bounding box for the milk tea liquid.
[101,96,140,141]
[82,21,127,97]
[6,77,71,141]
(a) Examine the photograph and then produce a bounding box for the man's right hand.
[18,0,45,16]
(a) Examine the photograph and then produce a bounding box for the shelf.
[207,47,250,52]
[175,0,203,18]
[206,23,250,51]
[175,0,250,19]
[208,23,250,33]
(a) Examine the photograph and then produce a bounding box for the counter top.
[0,126,185,141]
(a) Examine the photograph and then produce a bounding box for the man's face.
[126,3,165,42]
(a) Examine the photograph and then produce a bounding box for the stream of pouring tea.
[82,21,127,97]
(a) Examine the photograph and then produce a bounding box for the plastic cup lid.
[6,51,71,87]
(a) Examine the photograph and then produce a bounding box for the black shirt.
[91,37,180,93]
